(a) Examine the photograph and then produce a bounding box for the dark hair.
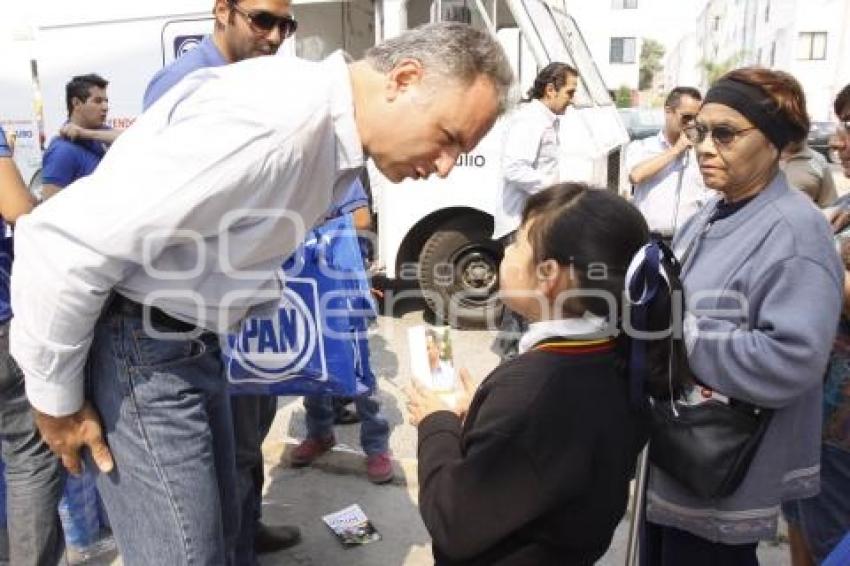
[523,62,578,102]
[521,183,686,399]
[835,83,850,117]
[65,73,108,117]
[664,86,701,110]
[720,67,809,145]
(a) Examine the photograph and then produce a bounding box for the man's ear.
[213,0,231,28]
[70,97,83,112]
[385,58,425,101]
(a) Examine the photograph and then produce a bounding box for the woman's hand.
[403,368,479,426]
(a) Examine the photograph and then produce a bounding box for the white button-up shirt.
[626,130,711,236]
[495,99,560,238]
[11,52,364,416]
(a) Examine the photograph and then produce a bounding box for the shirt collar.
[518,312,610,354]
[326,50,364,171]
[530,98,559,127]
[201,35,229,67]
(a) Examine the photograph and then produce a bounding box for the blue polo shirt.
[0,125,15,322]
[41,133,108,188]
[326,178,369,219]
[143,35,228,110]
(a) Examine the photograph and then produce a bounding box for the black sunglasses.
[229,2,298,38]
[683,123,757,146]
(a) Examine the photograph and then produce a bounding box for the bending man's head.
[352,22,514,183]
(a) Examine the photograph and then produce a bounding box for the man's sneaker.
[254,522,302,554]
[366,453,393,484]
[290,436,335,467]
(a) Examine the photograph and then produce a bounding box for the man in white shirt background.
[494,62,578,360]
[9,23,513,564]
[626,86,708,244]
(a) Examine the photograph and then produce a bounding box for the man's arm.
[41,184,63,201]
[627,134,690,185]
[501,121,546,195]
[61,123,124,146]
[0,156,35,223]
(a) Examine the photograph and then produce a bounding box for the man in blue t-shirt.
[142,1,300,562]
[0,124,65,565]
[41,74,121,200]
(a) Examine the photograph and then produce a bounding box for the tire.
[418,216,502,330]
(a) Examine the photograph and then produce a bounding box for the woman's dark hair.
[720,67,810,146]
[523,62,578,102]
[521,182,687,399]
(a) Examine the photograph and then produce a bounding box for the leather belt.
[108,294,199,333]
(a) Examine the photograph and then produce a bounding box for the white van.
[7,0,628,328]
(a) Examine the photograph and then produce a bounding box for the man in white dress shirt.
[494,62,577,360]
[9,22,513,564]
[626,86,709,244]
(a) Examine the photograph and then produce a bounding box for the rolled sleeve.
[0,125,11,157]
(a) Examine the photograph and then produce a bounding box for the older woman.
[643,68,845,564]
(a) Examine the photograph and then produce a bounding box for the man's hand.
[824,206,850,233]
[59,123,84,141]
[672,133,692,155]
[33,401,114,475]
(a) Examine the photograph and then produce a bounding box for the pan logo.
[230,288,318,379]
[174,35,204,59]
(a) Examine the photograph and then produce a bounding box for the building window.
[765,0,770,22]
[610,37,636,63]
[611,0,638,8]
[798,32,827,60]
[770,41,776,66]
[713,16,721,32]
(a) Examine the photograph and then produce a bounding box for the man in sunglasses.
[626,86,710,244]
[11,22,512,566]
[143,1,300,562]
[144,0,296,109]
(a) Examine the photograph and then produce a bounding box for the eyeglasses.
[228,2,298,38]
[683,123,758,146]
[679,113,697,126]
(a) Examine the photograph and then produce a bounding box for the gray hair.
[365,22,515,114]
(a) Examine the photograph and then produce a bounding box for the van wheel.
[418,217,502,330]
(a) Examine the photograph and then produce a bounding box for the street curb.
[263,439,420,491]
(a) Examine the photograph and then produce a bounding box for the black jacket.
[417,341,649,565]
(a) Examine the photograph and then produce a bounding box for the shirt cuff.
[24,372,84,417]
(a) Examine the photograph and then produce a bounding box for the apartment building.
[684,0,850,120]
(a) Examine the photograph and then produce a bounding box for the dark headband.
[703,78,792,151]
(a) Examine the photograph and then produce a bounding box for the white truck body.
[2,0,627,327]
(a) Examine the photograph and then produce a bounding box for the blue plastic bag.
[225,214,376,396]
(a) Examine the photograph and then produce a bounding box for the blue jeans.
[87,310,239,566]
[231,395,277,566]
[304,394,389,455]
[0,321,66,566]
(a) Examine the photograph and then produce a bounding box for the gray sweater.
[647,172,844,544]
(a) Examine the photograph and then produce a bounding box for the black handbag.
[649,397,773,499]
[641,238,774,500]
